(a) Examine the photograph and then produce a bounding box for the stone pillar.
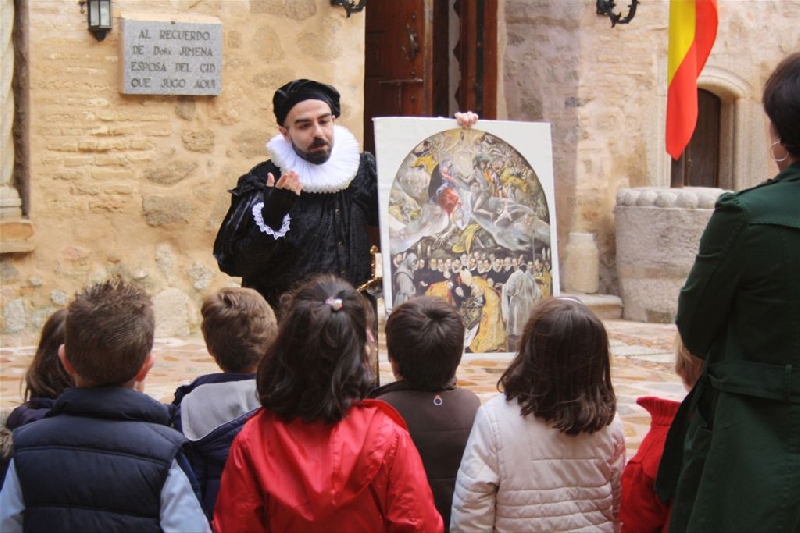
[563,232,599,294]
[615,187,725,323]
[0,0,21,218]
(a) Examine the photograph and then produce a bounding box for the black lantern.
[330,0,366,18]
[596,0,639,27]
[84,0,112,41]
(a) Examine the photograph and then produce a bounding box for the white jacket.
[451,394,625,532]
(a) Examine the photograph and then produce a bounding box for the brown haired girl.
[213,275,443,533]
[451,297,625,532]
[6,309,72,430]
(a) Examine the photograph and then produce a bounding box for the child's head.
[499,297,616,436]
[673,333,703,390]
[385,296,465,390]
[201,287,277,373]
[24,309,72,400]
[257,275,375,423]
[62,279,155,387]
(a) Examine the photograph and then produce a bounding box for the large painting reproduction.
[374,118,559,354]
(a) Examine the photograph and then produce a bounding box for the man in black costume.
[214,77,478,309]
[213,79,378,309]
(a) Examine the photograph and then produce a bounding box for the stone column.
[0,0,22,218]
[563,232,599,294]
[615,187,725,323]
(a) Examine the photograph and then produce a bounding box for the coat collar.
[50,386,171,426]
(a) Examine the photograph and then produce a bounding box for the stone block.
[615,187,725,323]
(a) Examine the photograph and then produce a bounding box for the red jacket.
[213,400,443,533]
[620,396,680,533]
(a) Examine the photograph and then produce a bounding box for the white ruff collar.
[265,125,361,194]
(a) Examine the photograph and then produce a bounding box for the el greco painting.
[374,118,558,354]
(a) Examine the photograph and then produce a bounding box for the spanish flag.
[666,0,718,160]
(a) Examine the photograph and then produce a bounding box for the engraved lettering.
[130,78,151,88]
[130,62,167,72]
[160,78,187,89]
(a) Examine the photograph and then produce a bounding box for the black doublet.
[214,153,378,309]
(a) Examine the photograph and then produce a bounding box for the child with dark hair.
[214,275,442,533]
[620,333,703,533]
[370,296,481,530]
[451,297,625,532]
[1,309,72,484]
[170,286,277,519]
[6,309,72,430]
[0,280,209,533]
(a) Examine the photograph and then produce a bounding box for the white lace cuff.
[252,201,291,239]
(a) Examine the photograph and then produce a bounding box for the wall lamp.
[596,0,638,27]
[80,0,112,41]
[330,0,366,18]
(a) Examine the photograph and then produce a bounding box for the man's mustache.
[311,139,329,148]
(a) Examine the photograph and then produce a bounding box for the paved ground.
[0,319,683,457]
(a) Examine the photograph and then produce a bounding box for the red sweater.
[620,396,680,533]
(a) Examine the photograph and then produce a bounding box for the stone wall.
[1,0,365,336]
[3,1,799,336]
[500,0,799,295]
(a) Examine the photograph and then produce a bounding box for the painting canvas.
[374,118,558,354]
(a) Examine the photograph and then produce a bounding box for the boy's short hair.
[673,333,704,389]
[201,287,277,373]
[385,296,465,390]
[65,279,154,386]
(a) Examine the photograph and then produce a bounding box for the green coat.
[656,161,800,532]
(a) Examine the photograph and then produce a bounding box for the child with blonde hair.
[619,333,703,533]
[170,286,277,519]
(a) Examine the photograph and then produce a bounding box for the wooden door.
[671,89,721,188]
[454,0,497,119]
[364,0,497,154]
[364,0,438,155]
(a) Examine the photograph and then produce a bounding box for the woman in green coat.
[656,52,800,532]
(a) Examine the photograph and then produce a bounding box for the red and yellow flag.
[666,0,718,160]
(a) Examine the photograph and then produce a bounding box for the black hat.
[273,79,341,126]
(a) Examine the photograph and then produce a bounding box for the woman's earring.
[770,140,789,163]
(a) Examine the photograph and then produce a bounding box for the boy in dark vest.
[0,279,209,533]
[370,296,481,531]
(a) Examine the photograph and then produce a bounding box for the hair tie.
[325,297,343,311]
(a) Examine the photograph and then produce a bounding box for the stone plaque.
[120,14,222,96]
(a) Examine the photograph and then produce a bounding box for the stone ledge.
[0,220,36,254]
[560,292,623,320]
[616,187,726,209]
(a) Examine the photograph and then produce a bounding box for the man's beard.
[294,139,332,164]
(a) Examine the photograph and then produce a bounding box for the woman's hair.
[24,309,73,400]
[257,275,376,423]
[763,52,800,159]
[673,332,704,389]
[498,298,616,436]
